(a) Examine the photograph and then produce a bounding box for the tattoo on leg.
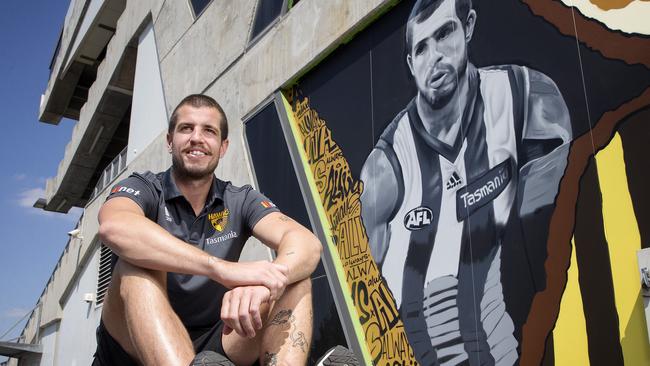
[269,309,309,353]
[269,309,293,326]
[290,329,308,353]
[263,352,277,366]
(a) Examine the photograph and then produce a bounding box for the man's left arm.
[252,212,322,284]
[221,210,321,338]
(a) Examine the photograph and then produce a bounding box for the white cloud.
[17,188,45,208]
[15,188,82,222]
[2,307,32,319]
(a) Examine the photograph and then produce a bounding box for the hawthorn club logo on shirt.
[209,209,230,232]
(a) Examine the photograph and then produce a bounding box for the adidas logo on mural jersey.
[404,206,433,230]
[446,172,463,190]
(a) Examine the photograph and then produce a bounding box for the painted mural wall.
[275,0,649,364]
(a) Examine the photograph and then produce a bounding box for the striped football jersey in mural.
[375,65,527,365]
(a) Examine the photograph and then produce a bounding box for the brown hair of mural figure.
[168,94,229,140]
[521,87,650,366]
[523,0,650,67]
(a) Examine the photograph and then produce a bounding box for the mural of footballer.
[360,0,572,364]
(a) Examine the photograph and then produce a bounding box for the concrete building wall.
[37,323,58,366]
[65,0,105,72]
[54,247,102,366]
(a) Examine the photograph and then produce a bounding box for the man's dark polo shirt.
[106,169,279,330]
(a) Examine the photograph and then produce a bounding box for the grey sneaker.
[191,351,234,366]
[315,345,360,366]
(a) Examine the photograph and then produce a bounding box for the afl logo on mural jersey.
[404,206,433,231]
[208,209,229,232]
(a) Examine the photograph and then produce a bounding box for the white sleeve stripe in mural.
[479,68,518,228]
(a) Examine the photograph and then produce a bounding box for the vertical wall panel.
[127,22,168,164]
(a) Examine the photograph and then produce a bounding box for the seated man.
[93,94,322,366]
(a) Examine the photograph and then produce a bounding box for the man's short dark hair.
[169,94,228,140]
[405,0,472,54]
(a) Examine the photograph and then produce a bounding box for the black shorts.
[92,320,229,365]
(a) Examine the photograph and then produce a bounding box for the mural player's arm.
[360,148,400,265]
[98,197,288,298]
[518,68,573,213]
[522,69,572,159]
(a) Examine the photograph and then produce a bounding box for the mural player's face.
[167,105,229,180]
[407,0,471,110]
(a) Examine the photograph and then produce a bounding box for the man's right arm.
[98,197,288,298]
[360,148,400,266]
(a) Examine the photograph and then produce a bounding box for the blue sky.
[0,0,82,357]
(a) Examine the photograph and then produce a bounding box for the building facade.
[4,0,650,365]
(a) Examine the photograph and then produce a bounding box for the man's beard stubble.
[171,153,217,180]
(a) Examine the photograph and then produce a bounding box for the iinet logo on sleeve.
[111,186,141,196]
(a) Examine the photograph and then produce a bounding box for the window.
[96,243,113,305]
[244,101,311,230]
[189,0,213,18]
[249,0,299,44]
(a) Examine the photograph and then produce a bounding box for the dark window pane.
[190,0,212,17]
[250,0,285,41]
[244,102,310,230]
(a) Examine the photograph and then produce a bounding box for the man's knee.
[113,260,167,302]
[286,277,311,296]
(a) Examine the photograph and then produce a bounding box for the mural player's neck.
[416,70,470,148]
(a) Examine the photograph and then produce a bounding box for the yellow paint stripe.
[553,238,590,366]
[595,132,650,365]
[279,94,373,365]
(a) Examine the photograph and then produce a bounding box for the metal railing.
[90,146,127,200]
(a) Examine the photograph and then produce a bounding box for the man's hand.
[221,286,271,338]
[212,259,288,301]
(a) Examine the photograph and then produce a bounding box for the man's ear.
[406,53,415,77]
[166,133,172,153]
[219,138,229,158]
[465,9,477,43]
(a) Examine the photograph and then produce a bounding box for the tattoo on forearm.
[263,352,277,366]
[278,215,292,222]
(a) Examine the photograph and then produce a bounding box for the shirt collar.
[162,168,224,206]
